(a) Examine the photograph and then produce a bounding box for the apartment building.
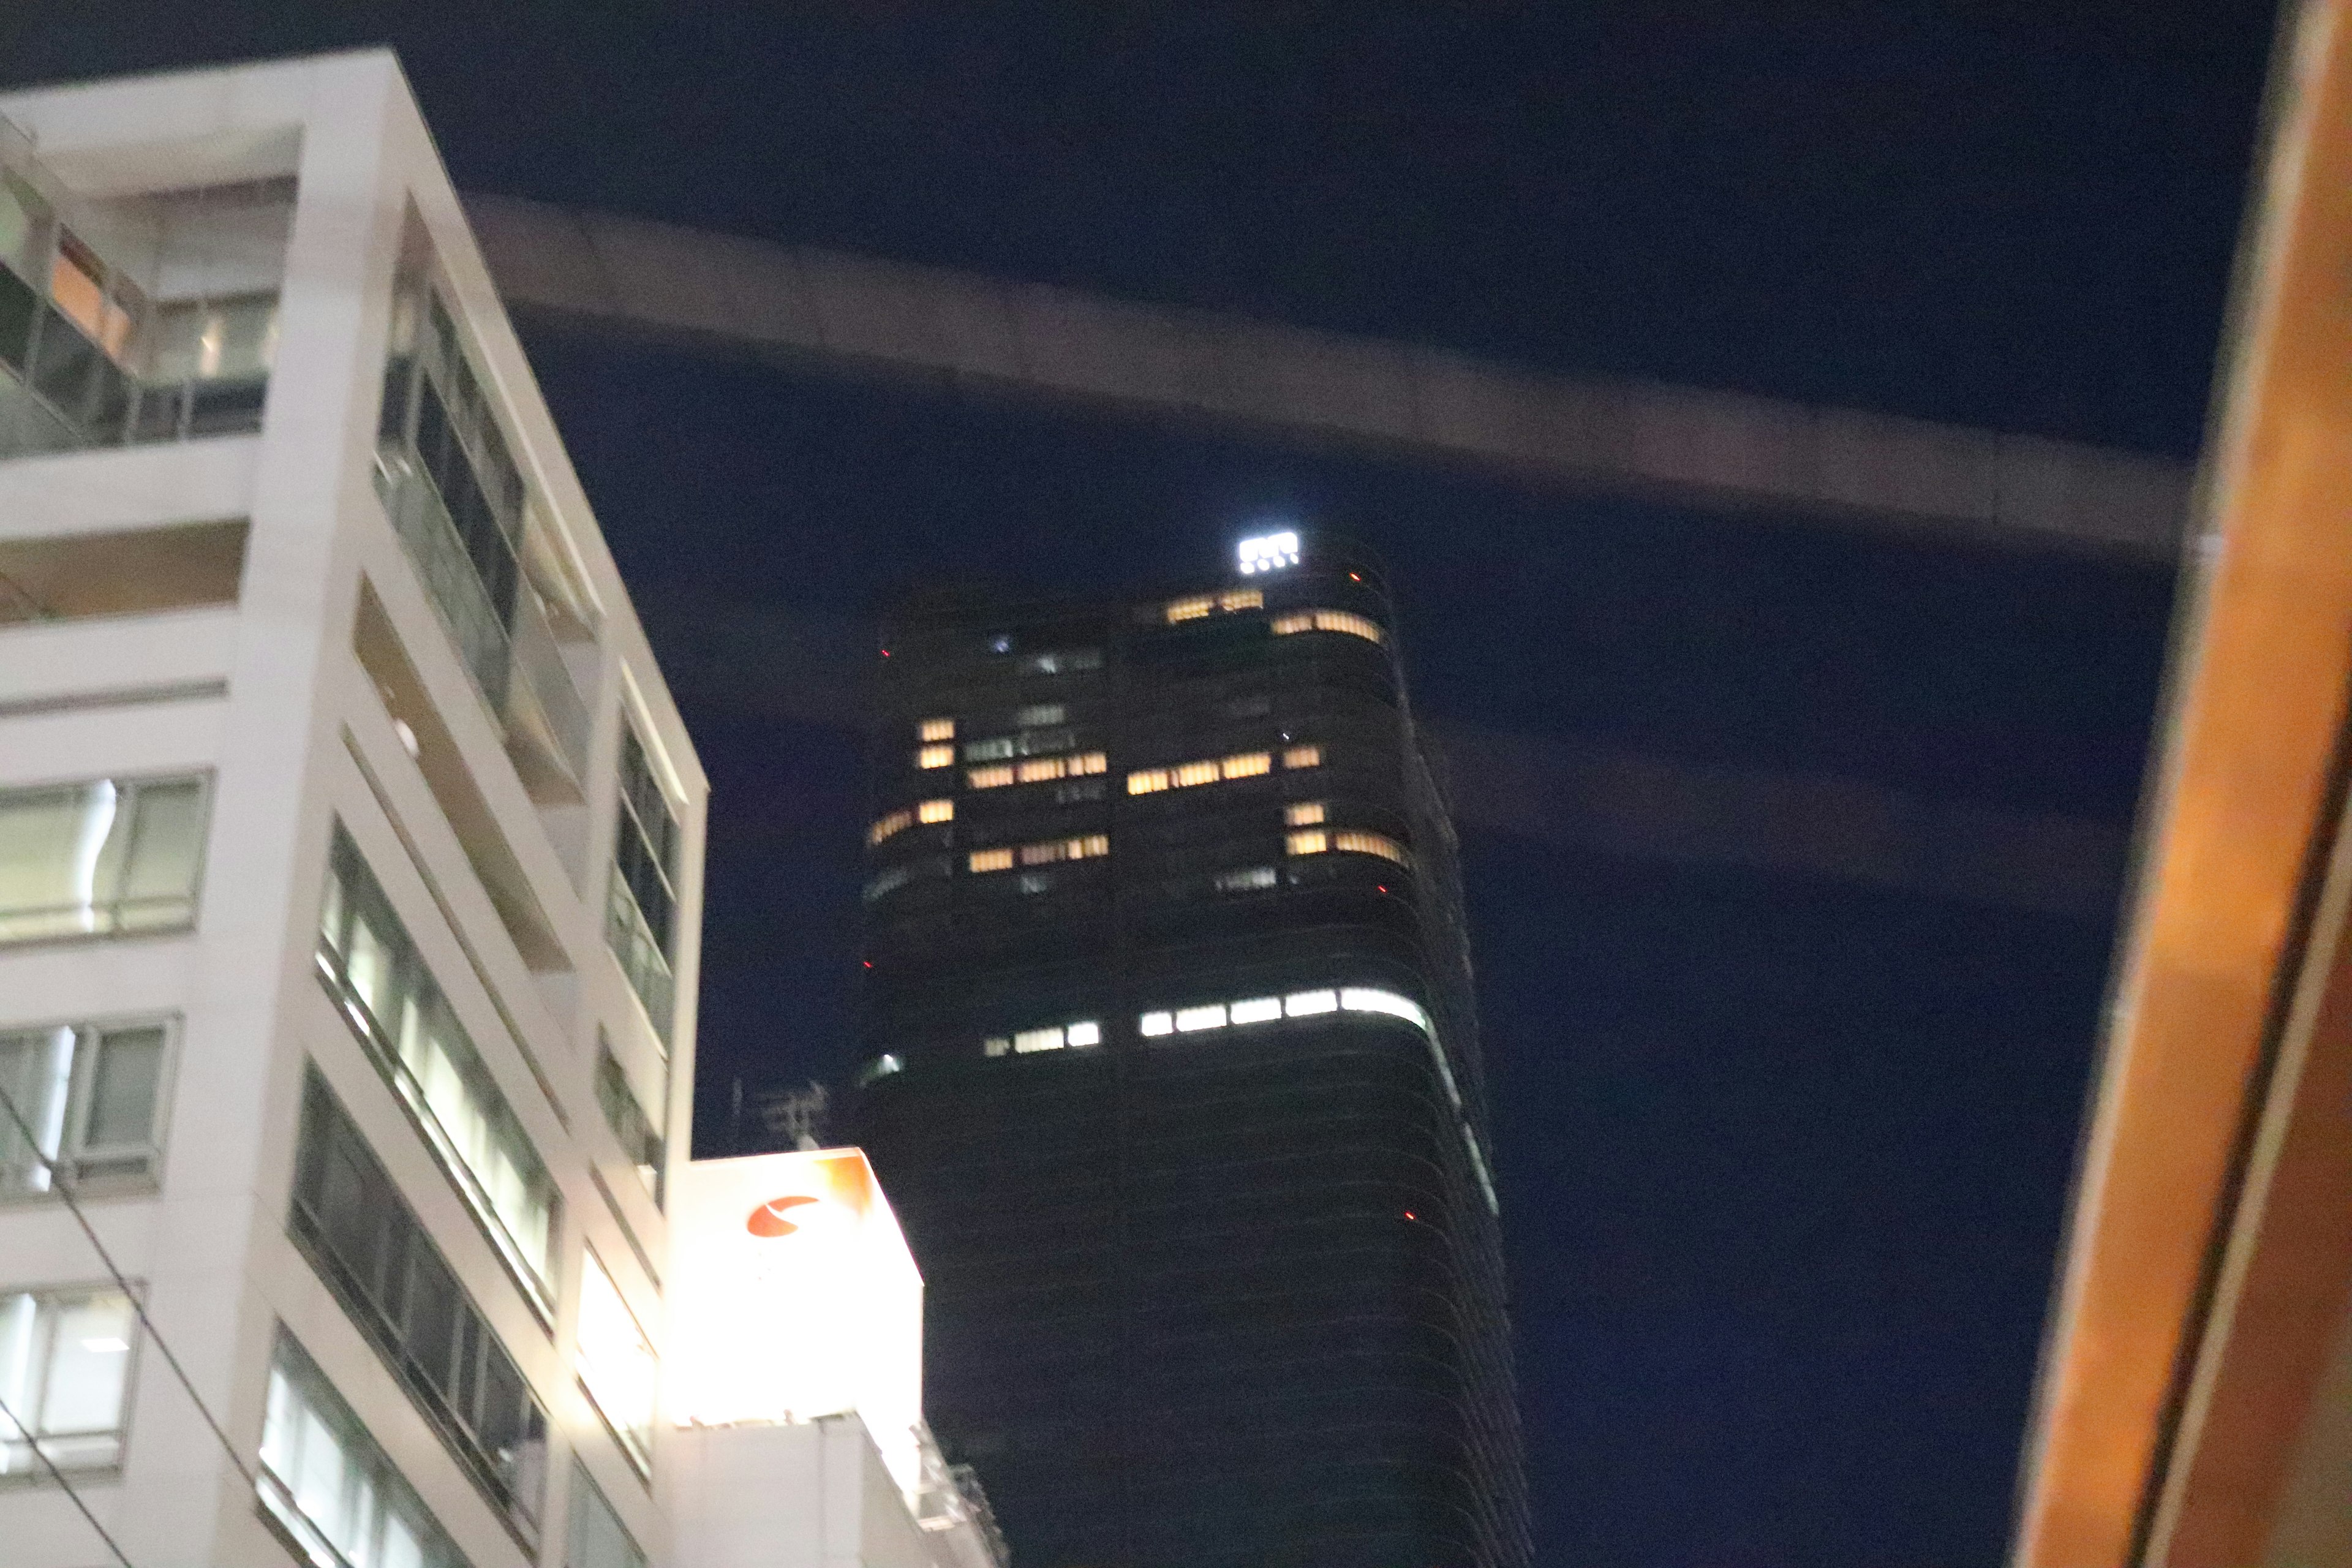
[0,50,994,1568]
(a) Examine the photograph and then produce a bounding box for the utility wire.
[0,1381,137,1568]
[0,1074,260,1493]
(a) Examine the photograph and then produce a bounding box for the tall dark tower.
[848,532,1529,1568]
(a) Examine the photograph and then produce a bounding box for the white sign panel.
[665,1148,925,1494]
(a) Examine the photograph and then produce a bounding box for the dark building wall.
[849,538,1528,1567]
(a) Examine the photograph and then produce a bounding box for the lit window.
[1014,704,1066,727]
[1175,1004,1227,1033]
[1283,745,1322,769]
[1066,1021,1102,1047]
[918,798,954,824]
[567,1460,649,1568]
[968,764,1016,790]
[964,737,1016,762]
[576,1250,657,1472]
[1341,987,1433,1033]
[1284,989,1340,1017]
[1139,1012,1174,1038]
[1014,1027,1065,1054]
[1219,588,1263,612]
[1175,760,1220,788]
[1285,801,1325,826]
[1077,752,1107,774]
[260,1330,469,1568]
[984,1037,1010,1058]
[1332,831,1410,866]
[0,1020,169,1196]
[0,774,209,944]
[1230,997,1283,1025]
[1236,531,1301,574]
[595,1036,665,1206]
[1287,830,1328,856]
[1272,608,1385,645]
[869,809,914,846]
[919,718,956,742]
[0,1286,136,1476]
[1129,769,1170,794]
[1008,834,1111,869]
[609,727,684,1042]
[1221,752,1271,779]
[1164,595,1213,623]
[1016,757,1060,783]
[969,848,1014,873]
[1214,866,1278,892]
[918,744,956,769]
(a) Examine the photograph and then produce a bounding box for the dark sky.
[1,6,2280,1564]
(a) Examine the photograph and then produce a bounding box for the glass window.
[0,1286,136,1475]
[290,1069,549,1539]
[608,726,682,1042]
[576,1251,655,1473]
[0,775,208,944]
[918,717,955,742]
[594,1037,665,1207]
[566,1461,647,1568]
[260,1327,472,1568]
[317,826,560,1312]
[0,1020,170,1196]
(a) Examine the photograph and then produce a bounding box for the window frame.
[0,769,213,948]
[0,1013,176,1200]
[0,1280,141,1479]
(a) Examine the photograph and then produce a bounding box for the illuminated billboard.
[664,1148,925,1494]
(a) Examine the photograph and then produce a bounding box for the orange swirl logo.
[746,1194,819,1237]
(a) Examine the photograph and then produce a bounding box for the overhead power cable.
[0,1379,137,1568]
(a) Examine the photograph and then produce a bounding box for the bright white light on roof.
[1237,531,1301,575]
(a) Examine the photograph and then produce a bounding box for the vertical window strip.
[576,1250,657,1474]
[594,1038,666,1207]
[608,725,683,1042]
[317,826,561,1314]
[0,1286,136,1476]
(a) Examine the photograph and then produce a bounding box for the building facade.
[0,50,700,1568]
[850,533,1531,1567]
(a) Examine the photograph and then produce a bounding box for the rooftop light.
[1236,530,1301,575]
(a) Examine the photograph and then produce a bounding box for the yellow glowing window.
[1287,830,1328,856]
[1286,801,1325,826]
[968,764,1016,790]
[918,798,954,824]
[1174,761,1219,788]
[869,809,913,846]
[1128,769,1170,795]
[1272,608,1385,646]
[1164,595,1213,624]
[1333,831,1409,866]
[918,744,955,769]
[1272,612,1313,635]
[1076,752,1106,774]
[969,848,1014,873]
[920,717,956,742]
[1283,745,1322,770]
[1016,757,1058,783]
[1219,588,1264,612]
[1220,752,1270,780]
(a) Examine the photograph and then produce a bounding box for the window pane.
[260,1330,467,1568]
[0,1027,73,1193]
[40,1292,134,1433]
[115,778,206,925]
[82,1027,164,1148]
[575,1252,655,1469]
[0,784,105,939]
[567,1461,647,1568]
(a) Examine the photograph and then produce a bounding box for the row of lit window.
[1287,827,1409,867]
[1164,586,1264,624]
[970,751,1108,790]
[869,799,954,846]
[982,1020,1102,1057]
[969,834,1110,874]
[1139,986,1434,1038]
[1272,608,1385,646]
[1128,744,1319,795]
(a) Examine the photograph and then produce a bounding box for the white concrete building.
[0,51,998,1568]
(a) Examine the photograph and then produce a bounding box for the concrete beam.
[464,192,2192,562]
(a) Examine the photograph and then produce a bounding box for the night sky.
[1,7,2280,1564]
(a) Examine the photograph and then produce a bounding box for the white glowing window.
[1283,745,1322,770]
[1015,704,1067,728]
[1128,769,1170,794]
[1215,865,1278,892]
[918,799,954,824]
[1341,988,1432,1034]
[1237,531,1301,574]
[1284,989,1340,1017]
[1164,595,1213,624]
[1221,752,1271,779]
[0,1286,136,1476]
[869,809,913,846]
[969,848,1014,873]
[1219,588,1263,612]
[1229,997,1282,1026]
[984,1038,1010,1058]
[968,765,1016,790]
[965,737,1017,761]
[1285,801,1325,826]
[1332,831,1409,866]
[1271,612,1314,635]
[1139,1012,1174,1038]
[1013,1027,1065,1054]
[1287,830,1327,856]
[1066,1020,1102,1047]
[576,1251,657,1472]
[1174,1005,1227,1033]
[917,745,954,770]
[919,718,956,742]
